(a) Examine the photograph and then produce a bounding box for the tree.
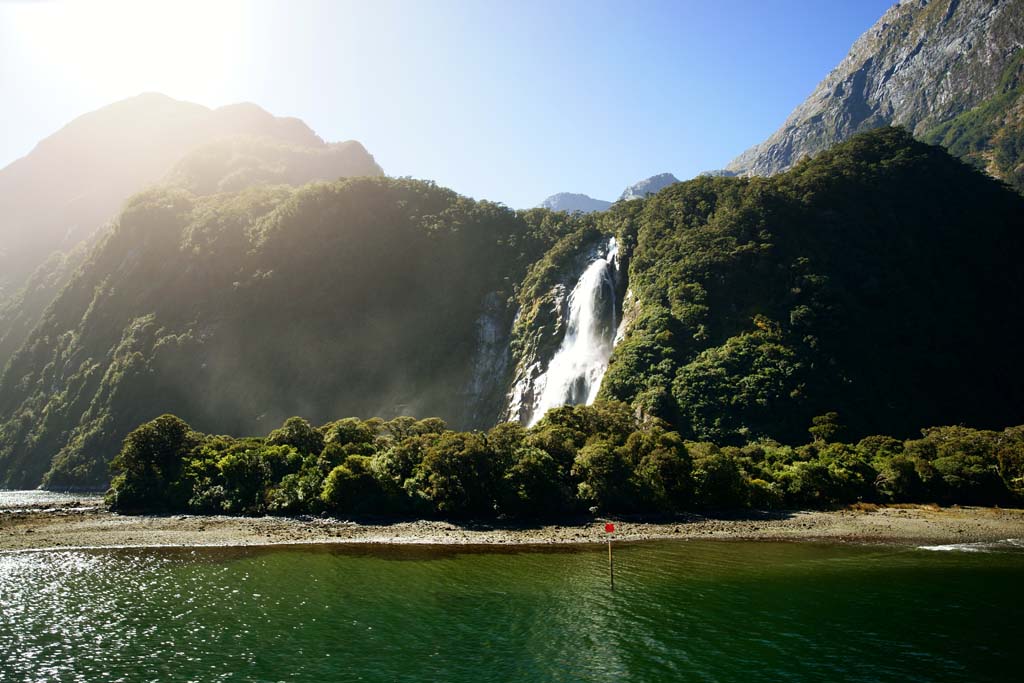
[809,412,844,444]
[406,432,495,516]
[629,429,693,511]
[571,440,635,511]
[499,446,568,518]
[690,444,747,509]
[321,455,381,513]
[107,414,200,512]
[267,417,324,456]
[218,448,272,514]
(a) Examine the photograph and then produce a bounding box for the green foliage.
[406,432,496,516]
[598,127,1024,446]
[267,417,324,456]
[571,440,636,511]
[0,176,578,488]
[6,129,1024,496]
[321,456,383,513]
[690,444,747,509]
[107,414,201,512]
[499,446,568,518]
[625,427,693,511]
[808,412,844,444]
[217,447,273,514]
[921,50,1024,193]
[106,404,1024,519]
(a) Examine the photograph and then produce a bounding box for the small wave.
[918,539,1023,553]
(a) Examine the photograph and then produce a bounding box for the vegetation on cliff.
[600,128,1024,444]
[2,129,1023,492]
[0,178,575,488]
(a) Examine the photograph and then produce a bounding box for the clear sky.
[1,0,894,208]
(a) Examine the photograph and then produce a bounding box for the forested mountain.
[0,178,579,488]
[0,94,381,367]
[601,128,1024,443]
[1,127,1021,491]
[727,0,1024,192]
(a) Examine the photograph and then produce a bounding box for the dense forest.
[107,405,1024,516]
[2,128,1024,493]
[0,94,382,378]
[594,128,1024,443]
[0,177,582,488]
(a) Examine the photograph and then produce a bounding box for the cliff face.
[619,173,679,200]
[727,0,1024,181]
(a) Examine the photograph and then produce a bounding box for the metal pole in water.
[608,538,614,590]
[604,522,615,590]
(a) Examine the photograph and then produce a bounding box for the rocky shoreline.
[1,502,1023,552]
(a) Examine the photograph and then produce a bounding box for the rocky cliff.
[538,192,612,213]
[727,0,1024,188]
[619,173,680,200]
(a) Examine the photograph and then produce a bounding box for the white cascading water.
[526,237,620,426]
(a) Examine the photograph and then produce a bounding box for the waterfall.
[525,237,620,427]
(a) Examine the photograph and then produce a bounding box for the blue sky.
[1,0,894,207]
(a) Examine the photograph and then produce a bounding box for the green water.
[1,540,1021,682]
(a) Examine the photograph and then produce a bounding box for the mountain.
[600,128,1024,444]
[619,173,679,200]
[1,124,1022,490]
[0,94,382,368]
[509,129,1024,446]
[0,93,380,295]
[538,192,612,213]
[0,178,581,488]
[539,174,682,213]
[727,0,1024,192]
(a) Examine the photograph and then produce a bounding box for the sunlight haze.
[5,0,894,206]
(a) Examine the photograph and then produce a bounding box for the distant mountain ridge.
[0,93,381,295]
[538,172,682,213]
[538,192,612,213]
[0,93,382,369]
[618,173,679,200]
[727,0,1024,190]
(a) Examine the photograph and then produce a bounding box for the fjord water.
[0,489,103,509]
[2,541,1020,682]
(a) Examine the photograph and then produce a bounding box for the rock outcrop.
[727,0,1024,183]
[538,192,612,213]
[618,173,679,200]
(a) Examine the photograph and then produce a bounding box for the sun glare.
[9,0,248,104]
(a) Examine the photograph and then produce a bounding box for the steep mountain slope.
[0,179,576,488]
[0,93,380,294]
[2,128,1021,491]
[601,128,1024,443]
[619,173,679,200]
[538,192,612,213]
[0,96,382,368]
[727,0,1024,190]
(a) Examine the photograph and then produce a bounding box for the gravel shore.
[2,502,1022,552]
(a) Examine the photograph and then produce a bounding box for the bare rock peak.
[727,0,1023,177]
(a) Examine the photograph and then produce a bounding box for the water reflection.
[0,541,1020,682]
